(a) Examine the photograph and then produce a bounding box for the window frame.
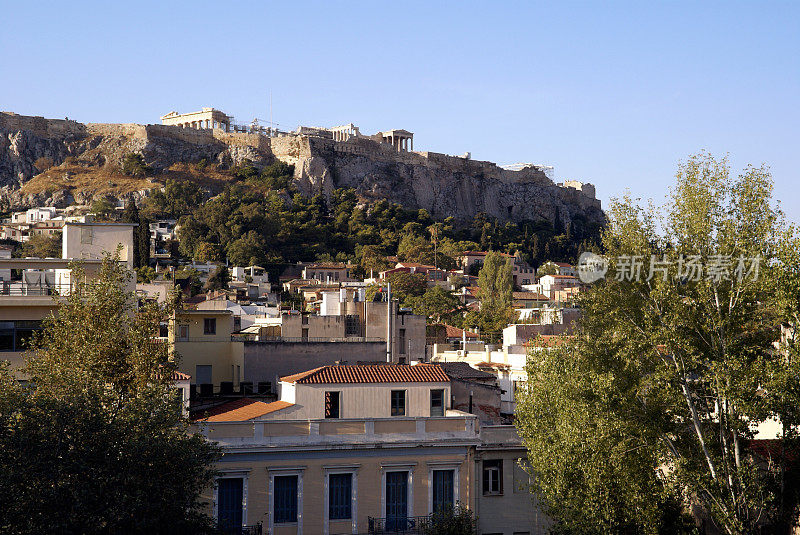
[390,389,406,417]
[327,472,352,520]
[212,470,250,532]
[203,317,217,335]
[325,390,341,419]
[272,474,299,524]
[482,459,503,495]
[430,389,445,417]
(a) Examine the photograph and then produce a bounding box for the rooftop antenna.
[269,91,273,135]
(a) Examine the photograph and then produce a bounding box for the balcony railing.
[217,523,261,535]
[235,335,384,343]
[368,516,429,533]
[0,283,72,297]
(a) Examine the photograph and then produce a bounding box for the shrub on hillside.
[121,153,151,177]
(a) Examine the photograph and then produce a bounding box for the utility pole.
[386,282,392,363]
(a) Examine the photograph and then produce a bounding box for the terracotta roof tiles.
[280,364,450,385]
[196,399,293,422]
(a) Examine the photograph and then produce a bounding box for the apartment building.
[0,222,136,375]
[302,263,352,283]
[169,309,244,393]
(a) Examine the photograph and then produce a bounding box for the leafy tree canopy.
[516,153,800,534]
[0,256,219,534]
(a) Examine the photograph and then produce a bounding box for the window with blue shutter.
[328,473,352,520]
[432,470,454,512]
[217,478,243,534]
[273,475,298,524]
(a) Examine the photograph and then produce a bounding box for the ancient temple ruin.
[160,108,232,131]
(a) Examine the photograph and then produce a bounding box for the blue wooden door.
[385,471,408,531]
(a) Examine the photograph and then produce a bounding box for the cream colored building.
[0,223,136,377]
[169,309,244,390]
[161,107,232,131]
[195,364,478,535]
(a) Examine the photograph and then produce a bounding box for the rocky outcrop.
[0,111,603,228]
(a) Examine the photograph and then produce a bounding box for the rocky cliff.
[0,111,603,227]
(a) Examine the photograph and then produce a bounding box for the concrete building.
[0,223,136,376]
[302,263,352,284]
[195,363,551,534]
[161,107,232,131]
[476,425,552,534]
[169,309,245,393]
[194,364,479,535]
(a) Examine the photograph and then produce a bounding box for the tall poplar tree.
[516,153,800,534]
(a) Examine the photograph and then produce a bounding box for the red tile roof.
[442,324,479,339]
[461,251,514,258]
[524,335,574,348]
[476,361,511,369]
[396,262,437,269]
[196,399,293,422]
[305,263,349,269]
[553,262,573,267]
[280,364,450,384]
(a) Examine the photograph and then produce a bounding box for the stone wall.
[0,112,85,138]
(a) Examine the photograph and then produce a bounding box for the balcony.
[194,412,479,449]
[0,283,72,297]
[368,516,429,533]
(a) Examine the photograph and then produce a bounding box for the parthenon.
[160,108,232,131]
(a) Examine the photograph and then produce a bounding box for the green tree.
[18,233,61,258]
[0,256,219,534]
[121,201,151,268]
[384,272,427,303]
[359,244,390,277]
[174,267,203,296]
[516,153,800,534]
[422,504,477,535]
[121,153,151,177]
[204,265,230,292]
[90,197,116,219]
[406,286,463,324]
[136,265,156,283]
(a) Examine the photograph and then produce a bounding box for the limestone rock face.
[0,112,603,228]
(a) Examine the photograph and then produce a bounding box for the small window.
[80,227,93,245]
[328,473,352,520]
[483,460,503,495]
[391,390,406,416]
[325,391,340,419]
[178,324,189,341]
[430,389,444,417]
[398,329,406,355]
[204,318,216,335]
[274,475,298,524]
[195,365,212,385]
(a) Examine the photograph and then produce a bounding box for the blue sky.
[3,1,798,221]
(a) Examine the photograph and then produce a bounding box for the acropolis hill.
[0,109,603,226]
